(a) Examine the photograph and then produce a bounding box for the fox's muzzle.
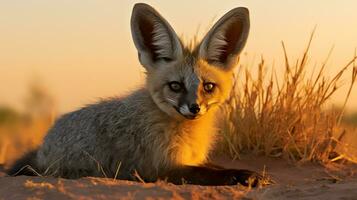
[175,103,202,120]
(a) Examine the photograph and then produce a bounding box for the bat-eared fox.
[8,3,262,186]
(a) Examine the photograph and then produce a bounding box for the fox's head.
[131,3,249,120]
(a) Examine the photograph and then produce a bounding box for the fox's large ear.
[131,3,183,69]
[198,7,250,70]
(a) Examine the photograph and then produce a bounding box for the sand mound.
[1,157,356,199]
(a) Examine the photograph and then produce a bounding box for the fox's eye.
[204,82,215,93]
[168,81,182,92]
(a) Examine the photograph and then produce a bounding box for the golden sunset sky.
[1,0,356,113]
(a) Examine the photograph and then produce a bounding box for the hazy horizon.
[1,0,357,113]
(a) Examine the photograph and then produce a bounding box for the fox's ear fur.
[199,7,250,70]
[131,3,183,69]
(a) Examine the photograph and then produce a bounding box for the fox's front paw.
[221,169,263,187]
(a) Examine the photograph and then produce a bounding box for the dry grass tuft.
[0,81,55,166]
[218,33,357,164]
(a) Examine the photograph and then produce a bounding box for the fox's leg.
[161,166,262,186]
[201,162,225,170]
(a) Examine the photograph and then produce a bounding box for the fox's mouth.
[183,114,200,120]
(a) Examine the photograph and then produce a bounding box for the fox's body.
[37,88,217,180]
[9,3,261,186]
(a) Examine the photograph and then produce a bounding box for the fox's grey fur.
[36,89,216,180]
[9,3,262,186]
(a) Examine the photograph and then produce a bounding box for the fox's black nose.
[189,104,200,114]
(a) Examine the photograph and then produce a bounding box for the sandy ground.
[1,156,357,200]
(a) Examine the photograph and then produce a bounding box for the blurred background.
[1,0,357,165]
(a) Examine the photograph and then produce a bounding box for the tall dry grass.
[218,33,357,164]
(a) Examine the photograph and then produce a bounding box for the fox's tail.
[7,149,39,176]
